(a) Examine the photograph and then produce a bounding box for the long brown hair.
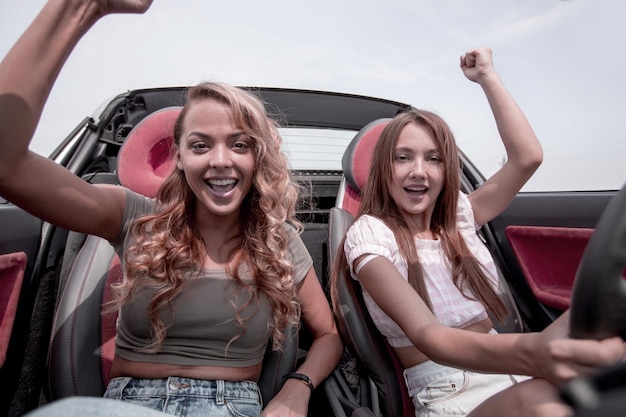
[333,109,506,321]
[114,82,302,351]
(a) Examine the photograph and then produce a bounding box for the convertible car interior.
[0,86,624,417]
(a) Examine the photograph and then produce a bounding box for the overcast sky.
[1,0,624,191]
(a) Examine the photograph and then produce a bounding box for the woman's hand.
[535,311,625,385]
[95,0,153,16]
[460,46,496,84]
[260,379,310,417]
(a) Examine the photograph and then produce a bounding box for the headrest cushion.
[117,107,181,198]
[341,118,390,192]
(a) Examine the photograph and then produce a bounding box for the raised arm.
[461,47,544,226]
[0,0,152,240]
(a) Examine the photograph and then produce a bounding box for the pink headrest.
[339,119,390,217]
[342,118,390,192]
[117,107,181,198]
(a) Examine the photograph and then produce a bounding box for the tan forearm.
[294,332,343,389]
[478,72,543,170]
[0,0,102,163]
[415,324,538,376]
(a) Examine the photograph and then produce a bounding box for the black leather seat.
[327,119,414,417]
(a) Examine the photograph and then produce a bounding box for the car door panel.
[505,225,594,311]
[0,252,27,367]
[488,191,616,329]
[0,202,43,412]
[0,204,42,271]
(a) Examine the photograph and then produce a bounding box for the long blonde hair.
[333,109,506,321]
[114,82,302,351]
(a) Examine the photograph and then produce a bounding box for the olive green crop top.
[110,189,313,367]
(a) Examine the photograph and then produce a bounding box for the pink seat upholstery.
[338,119,390,217]
[117,106,180,198]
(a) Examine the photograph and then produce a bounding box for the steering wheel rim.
[569,182,626,339]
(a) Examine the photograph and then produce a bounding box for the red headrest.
[117,107,181,198]
[338,119,390,217]
[342,118,390,192]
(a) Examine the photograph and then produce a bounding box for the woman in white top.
[332,47,625,417]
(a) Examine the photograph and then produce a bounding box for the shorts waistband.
[105,376,261,403]
[402,328,499,391]
[403,360,460,391]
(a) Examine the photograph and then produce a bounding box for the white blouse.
[344,192,500,348]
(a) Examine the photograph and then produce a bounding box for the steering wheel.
[563,183,626,416]
[569,181,626,339]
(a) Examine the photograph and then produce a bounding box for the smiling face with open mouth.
[176,98,256,223]
[389,122,444,233]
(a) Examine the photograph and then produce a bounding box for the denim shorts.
[103,376,262,417]
[403,360,530,417]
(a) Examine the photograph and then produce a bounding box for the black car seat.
[327,118,523,417]
[46,107,299,405]
[328,118,413,417]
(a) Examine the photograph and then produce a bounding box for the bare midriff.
[393,317,494,369]
[110,356,263,382]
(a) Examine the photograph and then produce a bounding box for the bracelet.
[283,372,315,392]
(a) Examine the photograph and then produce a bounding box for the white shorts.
[403,360,530,417]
